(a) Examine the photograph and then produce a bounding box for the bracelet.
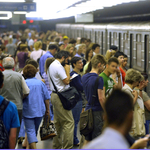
[117,76,121,78]
[139,89,142,91]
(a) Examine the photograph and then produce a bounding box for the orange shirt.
[119,67,126,86]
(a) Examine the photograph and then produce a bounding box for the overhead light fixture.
[0,11,12,20]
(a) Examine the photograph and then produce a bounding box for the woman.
[30,41,46,62]
[22,64,50,149]
[15,44,31,71]
[83,48,93,74]
[122,69,145,139]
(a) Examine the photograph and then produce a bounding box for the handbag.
[40,116,57,140]
[49,73,80,110]
[80,76,101,136]
[130,100,145,137]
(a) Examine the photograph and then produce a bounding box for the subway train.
[56,22,150,96]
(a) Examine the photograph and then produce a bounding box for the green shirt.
[99,72,115,97]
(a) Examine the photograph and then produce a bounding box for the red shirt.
[119,67,126,86]
[0,64,4,71]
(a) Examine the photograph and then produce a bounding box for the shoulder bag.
[49,72,80,110]
[80,76,100,136]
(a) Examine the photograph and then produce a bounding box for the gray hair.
[125,69,143,84]
[3,57,15,69]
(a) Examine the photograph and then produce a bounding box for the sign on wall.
[0,2,36,11]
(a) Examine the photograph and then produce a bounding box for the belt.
[52,91,57,93]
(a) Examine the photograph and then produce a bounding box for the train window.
[119,33,121,51]
[109,32,111,48]
[113,32,118,45]
[123,33,129,60]
[136,34,141,42]
[136,34,142,67]
[89,31,91,39]
[136,43,142,67]
[98,31,101,45]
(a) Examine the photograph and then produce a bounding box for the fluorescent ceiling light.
[0,11,12,20]
[14,11,27,14]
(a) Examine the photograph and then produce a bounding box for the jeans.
[145,120,150,134]
[24,117,43,144]
[18,118,25,138]
[72,101,82,145]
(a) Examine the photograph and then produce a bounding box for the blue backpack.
[0,99,9,149]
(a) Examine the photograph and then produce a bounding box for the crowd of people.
[0,28,150,149]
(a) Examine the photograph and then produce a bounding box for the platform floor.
[16,123,81,149]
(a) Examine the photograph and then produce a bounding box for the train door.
[123,32,130,68]
[113,32,118,46]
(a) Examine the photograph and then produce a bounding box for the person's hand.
[116,68,121,77]
[132,90,138,99]
[135,136,149,149]
[64,64,70,72]
[41,79,45,83]
[139,80,145,90]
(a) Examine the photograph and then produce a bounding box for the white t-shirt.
[85,127,129,149]
[48,60,70,92]
[28,39,34,46]
[30,49,46,61]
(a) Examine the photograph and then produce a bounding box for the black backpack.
[0,99,10,149]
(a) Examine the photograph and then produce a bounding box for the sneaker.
[18,137,24,144]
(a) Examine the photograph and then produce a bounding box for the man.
[0,71,20,149]
[39,44,58,75]
[100,57,122,98]
[82,54,106,142]
[85,90,134,149]
[135,72,150,134]
[70,56,83,146]
[48,50,74,149]
[0,57,30,138]
[92,43,100,56]
[110,51,124,86]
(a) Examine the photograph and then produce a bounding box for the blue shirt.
[0,95,20,134]
[23,78,50,118]
[81,73,104,111]
[39,51,53,75]
[70,71,83,101]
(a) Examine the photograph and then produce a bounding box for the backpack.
[0,99,10,149]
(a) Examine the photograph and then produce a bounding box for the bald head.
[3,57,14,69]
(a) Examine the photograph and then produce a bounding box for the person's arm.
[132,90,138,105]
[98,89,105,110]
[62,65,70,85]
[44,99,50,117]
[21,76,30,98]
[144,100,150,111]
[138,81,145,98]
[9,128,17,149]
[130,137,149,149]
[15,55,18,63]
